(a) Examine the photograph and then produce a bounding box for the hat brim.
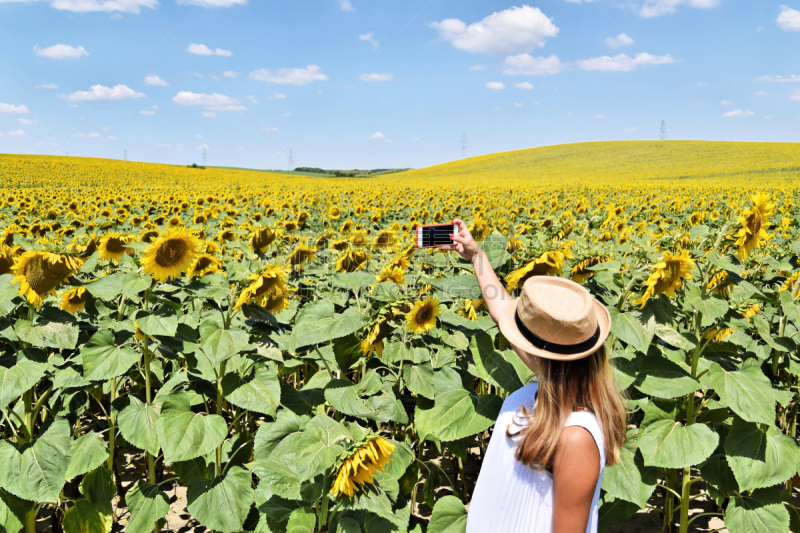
[497,297,611,361]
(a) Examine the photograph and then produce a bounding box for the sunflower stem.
[215,360,227,478]
[319,470,331,527]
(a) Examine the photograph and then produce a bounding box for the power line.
[123,149,127,161]
[659,120,667,141]
[288,148,295,170]
[459,132,469,158]
[202,147,207,167]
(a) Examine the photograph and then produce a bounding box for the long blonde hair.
[507,346,627,469]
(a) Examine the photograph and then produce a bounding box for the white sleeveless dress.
[466,382,606,533]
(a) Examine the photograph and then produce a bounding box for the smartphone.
[416,223,458,249]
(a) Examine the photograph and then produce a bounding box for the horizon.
[1,1,799,170]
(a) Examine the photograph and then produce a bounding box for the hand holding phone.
[441,219,479,262]
[416,223,459,249]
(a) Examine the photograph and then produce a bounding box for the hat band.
[514,310,600,355]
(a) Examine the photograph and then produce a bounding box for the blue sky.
[0,0,799,170]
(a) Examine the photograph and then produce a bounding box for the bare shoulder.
[553,426,601,487]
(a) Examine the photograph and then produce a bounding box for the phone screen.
[421,224,456,247]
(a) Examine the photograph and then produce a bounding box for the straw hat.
[498,276,611,361]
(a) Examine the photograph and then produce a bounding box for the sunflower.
[462,298,484,321]
[405,295,441,334]
[704,327,733,342]
[330,238,350,252]
[732,193,775,260]
[60,287,88,315]
[506,247,574,292]
[336,250,370,273]
[386,255,410,271]
[328,206,342,220]
[11,251,83,308]
[570,256,613,284]
[707,271,734,299]
[187,254,222,278]
[506,237,523,254]
[249,227,280,253]
[780,272,800,301]
[98,234,133,262]
[314,230,335,249]
[262,291,292,314]
[359,319,394,357]
[349,231,369,247]
[0,246,19,275]
[375,266,405,285]
[287,245,316,268]
[140,228,202,282]
[633,249,696,308]
[234,265,290,309]
[339,219,354,234]
[372,230,397,250]
[330,437,396,498]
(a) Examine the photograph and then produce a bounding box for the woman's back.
[466,383,606,533]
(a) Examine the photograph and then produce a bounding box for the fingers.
[440,244,456,250]
[452,219,468,231]
[449,233,470,246]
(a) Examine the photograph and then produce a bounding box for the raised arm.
[443,219,539,373]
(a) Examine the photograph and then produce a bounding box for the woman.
[444,219,627,533]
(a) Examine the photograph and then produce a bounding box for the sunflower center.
[68,292,87,305]
[254,276,280,298]
[155,238,189,267]
[415,305,433,323]
[26,255,72,295]
[194,256,213,271]
[654,260,682,293]
[749,211,762,238]
[105,237,127,254]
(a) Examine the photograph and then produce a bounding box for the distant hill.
[402,141,800,186]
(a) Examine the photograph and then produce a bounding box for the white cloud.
[33,44,88,59]
[337,0,353,11]
[45,0,158,14]
[625,127,640,132]
[486,81,506,90]
[261,127,278,132]
[267,93,286,99]
[19,118,42,126]
[283,112,291,117]
[369,132,386,139]
[202,112,217,118]
[754,91,770,96]
[188,43,232,56]
[0,103,30,114]
[577,53,677,72]
[721,100,733,105]
[430,5,559,55]
[640,0,721,18]
[172,91,242,111]
[74,131,101,138]
[195,144,209,151]
[777,5,800,32]
[108,135,118,140]
[590,114,606,119]
[248,65,328,85]
[144,75,169,86]
[34,83,58,89]
[722,109,755,117]
[503,54,564,75]
[187,70,204,79]
[193,134,202,138]
[222,70,239,78]
[359,72,393,82]
[102,127,110,131]
[696,82,706,86]
[246,95,258,103]
[60,84,146,102]
[792,91,800,101]
[754,74,800,82]
[514,81,534,89]
[604,33,634,48]
[763,116,771,120]
[140,110,155,115]
[176,0,247,6]
[469,64,485,71]
[493,106,502,111]
[359,32,379,49]
[8,129,26,137]
[514,102,524,107]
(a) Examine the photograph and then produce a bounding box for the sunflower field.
[2,141,800,533]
